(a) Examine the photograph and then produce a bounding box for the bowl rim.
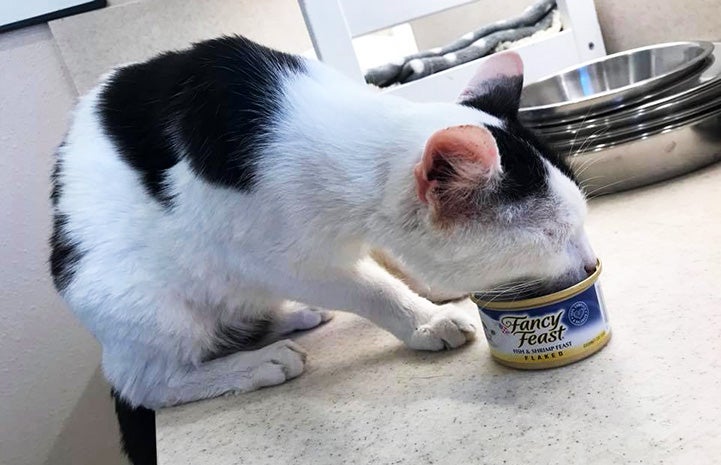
[526,53,719,130]
[519,41,714,116]
[471,260,602,310]
[535,66,721,136]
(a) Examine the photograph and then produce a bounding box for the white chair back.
[299,0,606,101]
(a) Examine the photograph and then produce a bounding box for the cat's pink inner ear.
[414,125,500,205]
[458,51,523,101]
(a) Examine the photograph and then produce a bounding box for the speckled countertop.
[157,163,721,465]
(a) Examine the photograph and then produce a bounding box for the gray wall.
[595,0,721,53]
[0,25,125,465]
[0,1,311,464]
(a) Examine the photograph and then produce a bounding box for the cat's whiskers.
[573,158,607,193]
[476,278,546,304]
[584,174,644,197]
[578,175,611,197]
[572,151,605,177]
[561,123,610,192]
[564,127,614,196]
[574,125,612,156]
[575,156,610,189]
[565,105,597,155]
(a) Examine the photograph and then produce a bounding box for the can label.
[478,283,611,366]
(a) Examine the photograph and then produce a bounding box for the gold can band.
[489,330,612,370]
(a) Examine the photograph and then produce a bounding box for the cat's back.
[50,36,309,293]
[58,35,307,204]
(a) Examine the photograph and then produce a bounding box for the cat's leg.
[108,339,307,409]
[213,300,331,347]
[163,339,306,406]
[371,248,467,303]
[272,257,479,351]
[98,294,314,408]
[273,301,333,335]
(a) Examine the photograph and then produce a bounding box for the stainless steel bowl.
[523,58,714,128]
[519,41,714,123]
[536,52,721,138]
[563,107,721,196]
[545,88,721,148]
[538,81,721,141]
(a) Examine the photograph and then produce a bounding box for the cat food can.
[471,261,611,369]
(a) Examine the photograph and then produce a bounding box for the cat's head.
[398,51,595,300]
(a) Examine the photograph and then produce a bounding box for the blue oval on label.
[568,301,589,326]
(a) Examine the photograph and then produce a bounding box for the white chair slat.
[339,0,476,37]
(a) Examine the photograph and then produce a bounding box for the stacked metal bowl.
[519,41,721,195]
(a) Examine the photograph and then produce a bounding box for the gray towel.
[365,0,557,87]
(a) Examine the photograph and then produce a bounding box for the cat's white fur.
[56,54,594,408]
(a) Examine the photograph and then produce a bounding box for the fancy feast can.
[471,261,611,369]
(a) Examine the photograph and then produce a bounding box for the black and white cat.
[51,36,595,409]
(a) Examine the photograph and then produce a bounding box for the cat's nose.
[574,230,597,276]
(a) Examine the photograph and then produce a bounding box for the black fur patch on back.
[111,389,157,465]
[97,35,306,205]
[203,317,273,362]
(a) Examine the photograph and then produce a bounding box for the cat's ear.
[414,125,501,226]
[457,51,524,119]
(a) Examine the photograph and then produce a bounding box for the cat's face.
[407,52,595,299]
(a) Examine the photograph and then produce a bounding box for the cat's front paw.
[245,339,307,390]
[408,299,479,351]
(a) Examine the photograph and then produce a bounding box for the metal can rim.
[471,259,602,310]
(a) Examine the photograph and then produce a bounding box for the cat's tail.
[111,389,157,465]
